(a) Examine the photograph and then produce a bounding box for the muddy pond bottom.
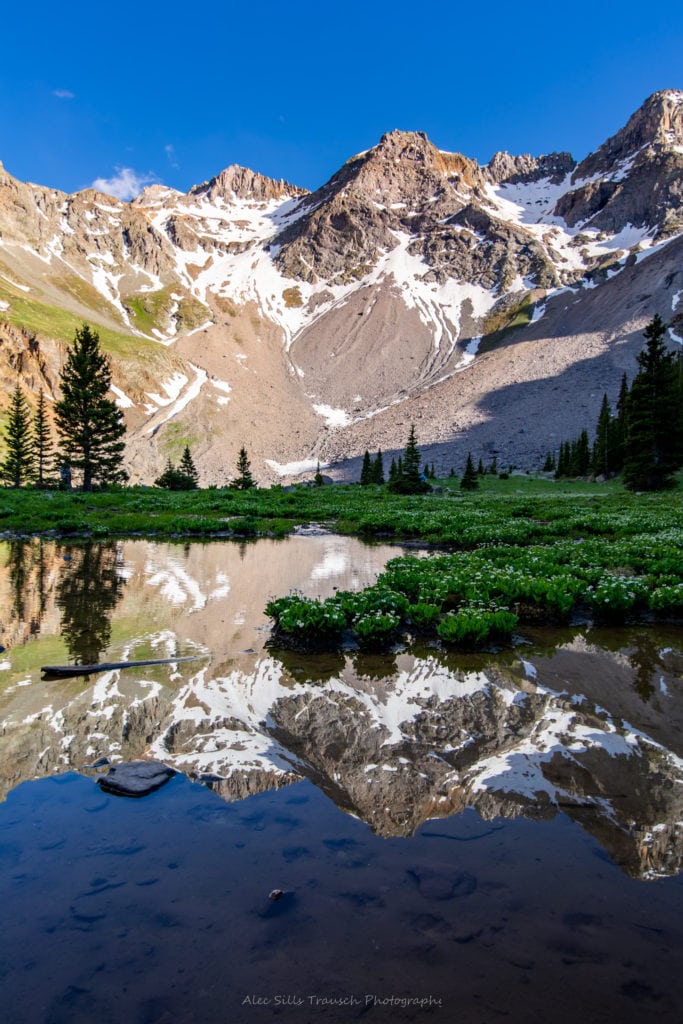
[1,772,682,1024]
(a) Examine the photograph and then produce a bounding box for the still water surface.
[0,536,682,1023]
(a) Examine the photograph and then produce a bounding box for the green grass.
[0,278,167,362]
[124,288,209,337]
[0,473,680,545]
[2,476,682,651]
[479,294,535,353]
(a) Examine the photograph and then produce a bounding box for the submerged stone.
[97,761,177,798]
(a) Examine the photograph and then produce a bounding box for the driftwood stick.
[41,654,208,680]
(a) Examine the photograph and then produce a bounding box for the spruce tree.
[54,324,126,490]
[477,457,484,476]
[179,446,199,487]
[155,458,195,490]
[460,452,479,491]
[389,457,398,482]
[1,385,33,487]
[611,372,629,473]
[371,449,385,484]
[360,450,372,485]
[542,452,555,473]
[32,388,53,487]
[579,430,591,474]
[314,460,324,486]
[403,425,421,482]
[387,424,430,494]
[592,394,612,478]
[624,314,682,490]
[233,446,255,489]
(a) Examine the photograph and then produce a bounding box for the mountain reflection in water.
[0,537,681,880]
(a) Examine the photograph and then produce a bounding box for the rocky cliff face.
[0,91,681,481]
[554,90,683,237]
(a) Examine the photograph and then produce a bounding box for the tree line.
[1,324,126,491]
[552,315,683,490]
[4,315,680,495]
[1,323,257,492]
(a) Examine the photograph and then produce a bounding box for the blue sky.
[1,1,681,199]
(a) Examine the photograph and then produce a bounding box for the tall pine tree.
[54,324,126,490]
[387,424,430,494]
[1,385,33,487]
[360,450,372,485]
[592,394,612,478]
[179,446,199,487]
[371,449,385,484]
[624,314,682,490]
[32,388,53,487]
[460,453,479,491]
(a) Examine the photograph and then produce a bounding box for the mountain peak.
[576,89,683,179]
[486,150,575,185]
[189,164,307,204]
[360,128,481,183]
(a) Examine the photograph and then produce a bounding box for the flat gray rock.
[97,761,177,798]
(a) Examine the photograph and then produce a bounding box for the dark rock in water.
[97,761,176,798]
[268,889,285,901]
[84,757,111,770]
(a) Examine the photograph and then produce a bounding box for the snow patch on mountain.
[313,404,352,427]
[265,458,323,477]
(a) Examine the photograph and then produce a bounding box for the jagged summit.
[486,150,576,185]
[189,164,308,203]
[551,89,683,235]
[0,89,681,485]
[575,88,683,180]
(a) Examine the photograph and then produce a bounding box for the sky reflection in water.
[1,537,683,1021]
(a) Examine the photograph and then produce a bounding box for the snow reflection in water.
[0,537,682,879]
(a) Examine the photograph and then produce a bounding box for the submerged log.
[41,654,206,680]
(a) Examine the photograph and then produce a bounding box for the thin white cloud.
[164,143,179,169]
[90,167,160,200]
[53,89,75,99]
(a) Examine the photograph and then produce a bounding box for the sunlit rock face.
[1,92,682,483]
[1,537,682,880]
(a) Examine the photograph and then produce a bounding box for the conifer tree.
[387,424,430,494]
[54,324,126,490]
[155,458,195,490]
[314,460,324,486]
[489,456,498,475]
[542,452,555,473]
[591,394,613,478]
[460,452,479,491]
[611,372,629,473]
[233,446,255,489]
[477,457,484,476]
[32,388,53,486]
[1,385,33,487]
[624,314,682,490]
[388,457,398,482]
[403,425,421,481]
[179,446,199,487]
[360,449,372,485]
[371,449,385,484]
[575,430,591,475]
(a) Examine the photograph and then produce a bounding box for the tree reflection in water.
[56,542,126,665]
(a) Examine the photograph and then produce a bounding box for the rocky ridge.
[0,90,681,482]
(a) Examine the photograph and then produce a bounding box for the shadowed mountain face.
[1,538,682,880]
[0,91,681,483]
